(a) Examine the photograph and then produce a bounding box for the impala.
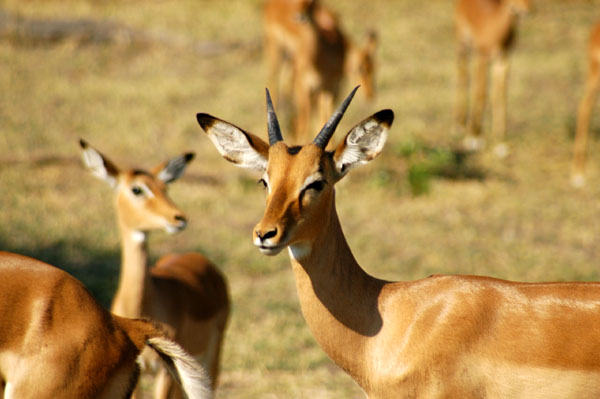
[572,21,600,187]
[264,0,377,141]
[0,251,210,399]
[80,140,230,398]
[197,87,600,398]
[455,0,531,155]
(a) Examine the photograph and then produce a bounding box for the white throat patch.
[288,242,312,261]
[131,230,147,243]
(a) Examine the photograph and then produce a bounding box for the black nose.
[256,227,277,241]
[174,214,187,224]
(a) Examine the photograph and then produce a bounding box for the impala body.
[572,21,600,187]
[197,87,600,398]
[264,0,376,141]
[0,252,210,399]
[455,0,531,154]
[80,141,229,398]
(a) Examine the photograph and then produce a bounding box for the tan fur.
[80,143,229,398]
[572,21,600,186]
[198,98,600,397]
[455,0,531,150]
[0,252,210,399]
[264,0,376,142]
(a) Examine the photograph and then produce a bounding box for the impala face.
[253,143,335,255]
[116,170,188,234]
[80,140,194,235]
[197,87,393,257]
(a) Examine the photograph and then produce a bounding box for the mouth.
[256,244,285,256]
[165,223,186,235]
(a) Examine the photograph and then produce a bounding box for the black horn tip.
[79,138,88,149]
[183,152,196,162]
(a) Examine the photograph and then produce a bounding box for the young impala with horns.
[80,141,230,398]
[197,87,600,398]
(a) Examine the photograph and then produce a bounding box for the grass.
[2,0,600,397]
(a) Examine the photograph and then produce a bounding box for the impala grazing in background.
[0,251,210,399]
[80,140,230,399]
[455,0,531,155]
[264,0,377,142]
[197,87,600,398]
[572,21,600,187]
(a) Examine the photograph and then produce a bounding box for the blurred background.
[1,0,600,397]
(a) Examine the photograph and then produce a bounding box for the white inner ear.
[335,119,388,174]
[82,148,117,187]
[208,121,267,172]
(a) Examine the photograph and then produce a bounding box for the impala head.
[347,31,378,100]
[197,87,393,257]
[79,140,194,235]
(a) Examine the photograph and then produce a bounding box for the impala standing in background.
[80,141,229,399]
[572,21,600,187]
[0,252,210,399]
[455,0,531,155]
[264,0,377,142]
[197,87,600,398]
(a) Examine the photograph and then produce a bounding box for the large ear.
[153,153,195,184]
[332,109,393,181]
[79,139,119,188]
[196,113,269,172]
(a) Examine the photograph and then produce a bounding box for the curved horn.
[266,88,283,145]
[313,86,359,149]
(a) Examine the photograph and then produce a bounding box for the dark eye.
[131,186,143,196]
[257,178,268,190]
[305,180,326,192]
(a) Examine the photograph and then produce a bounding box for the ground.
[1,0,600,397]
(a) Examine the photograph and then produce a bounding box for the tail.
[147,336,213,399]
[115,316,212,399]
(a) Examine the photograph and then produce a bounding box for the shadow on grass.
[0,239,120,309]
[394,140,487,196]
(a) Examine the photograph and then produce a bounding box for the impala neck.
[111,221,153,318]
[288,192,386,388]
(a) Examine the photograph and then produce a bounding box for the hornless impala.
[0,251,210,399]
[572,21,600,187]
[264,0,377,142]
[80,140,230,398]
[455,0,531,155]
[197,87,600,398]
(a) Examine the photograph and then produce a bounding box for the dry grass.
[2,0,600,397]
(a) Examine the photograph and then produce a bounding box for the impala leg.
[206,310,229,389]
[317,91,334,131]
[293,75,312,143]
[572,61,600,187]
[465,51,489,151]
[455,40,470,136]
[491,52,510,157]
[154,367,177,399]
[131,385,142,399]
[265,32,282,107]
